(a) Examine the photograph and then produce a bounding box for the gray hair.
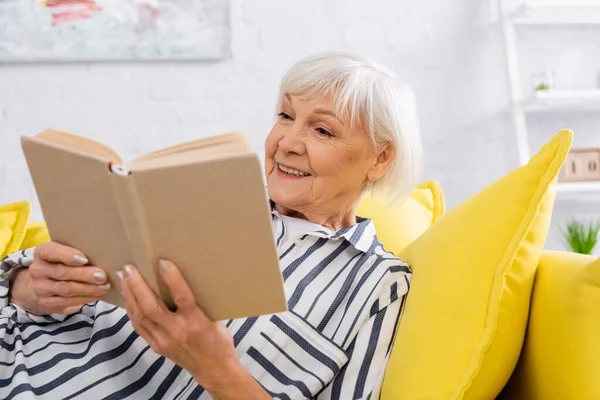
[276,51,422,204]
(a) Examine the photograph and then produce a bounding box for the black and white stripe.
[0,201,411,399]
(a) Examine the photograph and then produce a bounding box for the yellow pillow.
[357,180,445,255]
[500,251,600,399]
[382,130,572,399]
[0,201,32,259]
[21,221,51,250]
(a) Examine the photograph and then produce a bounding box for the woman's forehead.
[284,92,329,104]
[283,93,346,116]
[283,94,374,137]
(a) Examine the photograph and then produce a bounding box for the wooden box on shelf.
[559,148,600,182]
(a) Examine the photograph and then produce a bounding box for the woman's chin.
[268,178,302,206]
[267,182,291,202]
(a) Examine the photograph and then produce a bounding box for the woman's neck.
[274,202,357,231]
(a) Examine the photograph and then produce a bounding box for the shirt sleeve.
[316,287,406,400]
[0,248,69,323]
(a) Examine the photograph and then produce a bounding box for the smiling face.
[265,94,394,228]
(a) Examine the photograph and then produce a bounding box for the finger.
[34,279,111,298]
[60,305,86,315]
[120,272,162,348]
[38,296,100,313]
[123,296,158,347]
[130,318,159,351]
[30,262,108,285]
[158,259,199,315]
[121,265,169,323]
[34,242,89,266]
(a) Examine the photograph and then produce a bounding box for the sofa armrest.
[500,250,600,399]
[538,249,598,266]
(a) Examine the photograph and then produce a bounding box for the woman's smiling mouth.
[277,164,312,178]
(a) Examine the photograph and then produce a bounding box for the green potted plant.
[535,82,550,91]
[560,218,600,255]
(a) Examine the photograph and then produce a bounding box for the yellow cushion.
[0,201,32,259]
[382,130,573,400]
[500,251,600,399]
[357,180,445,255]
[21,221,51,249]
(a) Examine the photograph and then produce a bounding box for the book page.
[33,129,122,163]
[128,132,254,171]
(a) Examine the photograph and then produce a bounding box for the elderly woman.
[0,52,421,399]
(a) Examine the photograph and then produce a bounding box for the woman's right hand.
[9,242,111,315]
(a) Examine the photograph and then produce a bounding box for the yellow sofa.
[2,165,598,398]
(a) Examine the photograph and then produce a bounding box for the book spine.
[108,164,170,305]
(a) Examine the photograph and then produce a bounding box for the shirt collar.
[269,199,379,255]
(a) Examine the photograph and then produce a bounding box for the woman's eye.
[316,127,333,137]
[278,112,292,120]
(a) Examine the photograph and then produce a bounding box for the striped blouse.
[0,201,411,399]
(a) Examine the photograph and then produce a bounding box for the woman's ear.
[367,144,396,183]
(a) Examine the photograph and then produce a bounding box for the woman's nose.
[279,125,306,155]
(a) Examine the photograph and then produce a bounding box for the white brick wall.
[1,0,599,252]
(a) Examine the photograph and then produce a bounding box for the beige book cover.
[20,128,287,321]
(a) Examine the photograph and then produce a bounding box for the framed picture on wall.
[0,0,230,62]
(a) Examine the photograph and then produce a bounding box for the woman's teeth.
[278,165,310,177]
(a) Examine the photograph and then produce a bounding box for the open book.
[21,129,287,320]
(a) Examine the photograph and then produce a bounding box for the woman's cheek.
[264,135,275,155]
[310,145,347,178]
[328,142,356,170]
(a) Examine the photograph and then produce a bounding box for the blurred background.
[1,0,599,254]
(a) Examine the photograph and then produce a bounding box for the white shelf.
[520,90,600,112]
[557,181,600,197]
[499,0,600,202]
[511,1,600,25]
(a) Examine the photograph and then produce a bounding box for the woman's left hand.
[117,260,247,393]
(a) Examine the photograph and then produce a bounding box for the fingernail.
[97,284,111,291]
[93,272,106,282]
[74,255,88,265]
[124,265,133,277]
[116,271,124,282]
[159,259,171,273]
